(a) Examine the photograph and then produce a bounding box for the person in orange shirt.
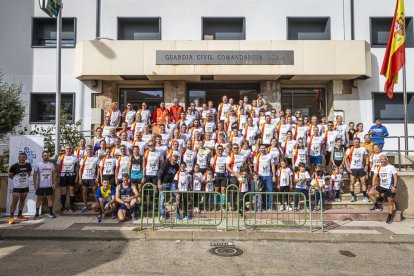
[170,98,184,122]
[153,102,171,125]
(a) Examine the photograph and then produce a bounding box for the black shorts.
[376,186,395,198]
[82,179,96,187]
[214,173,227,188]
[228,176,238,185]
[285,158,293,166]
[59,175,76,187]
[131,178,142,185]
[351,168,365,177]
[119,203,132,210]
[333,160,343,167]
[146,175,158,185]
[36,187,54,196]
[13,187,29,193]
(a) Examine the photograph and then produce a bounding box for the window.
[372,93,414,123]
[118,18,161,40]
[32,18,76,47]
[202,18,245,40]
[282,88,326,117]
[370,17,413,47]
[30,93,75,123]
[119,89,164,116]
[287,17,331,40]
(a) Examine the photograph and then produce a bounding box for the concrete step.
[322,209,401,222]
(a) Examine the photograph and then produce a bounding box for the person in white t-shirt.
[254,144,277,210]
[277,159,293,211]
[33,150,57,220]
[369,155,398,224]
[79,145,100,212]
[293,162,311,211]
[106,102,122,128]
[345,137,369,202]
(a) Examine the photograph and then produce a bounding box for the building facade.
[0,0,413,151]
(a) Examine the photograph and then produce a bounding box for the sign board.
[6,135,45,216]
[156,51,294,65]
[40,0,61,17]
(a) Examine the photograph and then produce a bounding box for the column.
[164,81,187,109]
[260,80,281,111]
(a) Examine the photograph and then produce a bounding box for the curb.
[1,229,414,244]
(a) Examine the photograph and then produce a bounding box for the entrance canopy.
[75,40,372,81]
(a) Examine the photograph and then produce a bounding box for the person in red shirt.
[153,102,171,125]
[170,98,184,122]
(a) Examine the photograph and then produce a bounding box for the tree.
[30,110,84,156]
[0,73,26,141]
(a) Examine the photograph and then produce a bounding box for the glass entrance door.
[188,83,259,107]
[281,88,326,117]
[119,88,163,116]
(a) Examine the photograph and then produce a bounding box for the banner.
[6,135,44,216]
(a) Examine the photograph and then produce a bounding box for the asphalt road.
[0,239,413,275]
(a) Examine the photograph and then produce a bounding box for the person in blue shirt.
[369,118,389,150]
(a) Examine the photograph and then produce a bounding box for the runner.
[99,148,117,186]
[174,162,192,220]
[196,141,211,173]
[74,138,87,159]
[182,140,196,173]
[92,178,116,223]
[323,121,340,169]
[307,126,326,173]
[115,174,139,222]
[33,150,56,219]
[254,144,277,211]
[93,127,105,153]
[8,153,32,224]
[211,145,228,210]
[122,102,136,127]
[128,145,145,194]
[106,102,122,127]
[330,138,346,169]
[143,141,162,185]
[369,155,397,224]
[115,145,130,185]
[334,115,348,147]
[57,145,78,212]
[79,145,100,212]
[281,131,296,167]
[345,137,369,202]
[369,118,389,150]
[293,138,309,170]
[260,115,276,146]
[137,102,151,125]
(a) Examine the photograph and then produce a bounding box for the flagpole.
[402,65,408,156]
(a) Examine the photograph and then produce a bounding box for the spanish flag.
[380,0,406,99]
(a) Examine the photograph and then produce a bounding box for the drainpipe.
[96,0,101,38]
[350,0,355,40]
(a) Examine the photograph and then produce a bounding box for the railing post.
[398,137,402,172]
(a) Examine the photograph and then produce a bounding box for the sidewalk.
[1,214,414,243]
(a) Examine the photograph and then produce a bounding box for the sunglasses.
[148,145,154,147]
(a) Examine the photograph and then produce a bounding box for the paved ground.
[0,239,413,275]
[1,214,414,235]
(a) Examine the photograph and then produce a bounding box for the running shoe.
[184,215,191,220]
[111,212,117,219]
[294,208,299,212]
[350,196,356,202]
[176,214,181,220]
[81,206,88,212]
[16,215,28,221]
[47,212,56,218]
[279,205,285,211]
[97,214,102,223]
[363,196,370,202]
[287,206,293,211]
[33,214,40,220]
[8,217,15,225]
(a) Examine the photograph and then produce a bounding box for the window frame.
[201,17,246,40]
[371,92,414,124]
[286,17,331,40]
[31,17,77,48]
[370,17,414,48]
[117,17,162,40]
[29,92,76,124]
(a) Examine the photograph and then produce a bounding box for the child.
[251,172,264,212]
[331,166,344,202]
[192,164,204,213]
[277,159,294,211]
[203,167,215,211]
[237,169,249,214]
[174,162,192,220]
[293,162,311,211]
[311,170,326,211]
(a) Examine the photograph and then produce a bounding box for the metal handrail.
[382,136,414,171]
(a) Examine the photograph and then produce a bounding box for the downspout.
[96,0,101,38]
[350,0,355,40]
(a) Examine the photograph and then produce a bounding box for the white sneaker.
[287,206,293,211]
[279,205,285,211]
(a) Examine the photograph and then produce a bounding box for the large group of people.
[7,94,397,225]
